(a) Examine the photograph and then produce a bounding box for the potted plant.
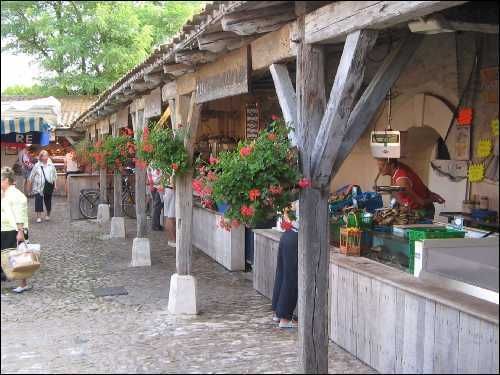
[90,134,134,172]
[195,117,310,231]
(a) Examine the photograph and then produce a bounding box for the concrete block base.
[110,217,126,238]
[130,237,151,267]
[168,274,198,315]
[96,204,110,225]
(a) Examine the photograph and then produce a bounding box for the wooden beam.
[409,14,499,34]
[251,22,298,71]
[111,123,123,217]
[310,30,378,188]
[162,81,177,102]
[330,33,424,176]
[175,50,217,65]
[143,71,164,84]
[295,3,329,373]
[175,93,202,276]
[269,63,297,146]
[163,63,194,77]
[305,1,467,44]
[221,5,296,36]
[133,110,147,237]
[131,81,150,92]
[197,31,241,53]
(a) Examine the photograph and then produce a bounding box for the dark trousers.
[271,230,298,320]
[151,188,163,229]
[35,193,52,214]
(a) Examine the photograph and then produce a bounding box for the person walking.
[271,201,299,328]
[163,175,176,247]
[28,150,57,223]
[1,167,31,292]
[18,145,34,195]
[147,164,164,231]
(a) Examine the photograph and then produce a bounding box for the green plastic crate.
[407,228,465,274]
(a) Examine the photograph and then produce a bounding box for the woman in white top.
[28,150,57,223]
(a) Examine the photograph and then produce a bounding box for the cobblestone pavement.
[1,197,375,374]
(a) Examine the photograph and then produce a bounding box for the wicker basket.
[1,249,39,281]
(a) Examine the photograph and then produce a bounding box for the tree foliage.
[1,1,204,95]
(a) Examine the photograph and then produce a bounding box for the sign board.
[144,87,162,119]
[245,103,260,140]
[196,47,249,104]
[1,131,45,145]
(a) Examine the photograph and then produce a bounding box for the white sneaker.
[13,286,31,293]
[167,241,176,248]
[45,216,50,221]
[279,319,298,329]
[272,314,280,322]
[36,218,42,223]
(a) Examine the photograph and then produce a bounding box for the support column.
[168,93,202,315]
[110,122,125,238]
[295,3,328,373]
[97,167,110,225]
[131,108,151,267]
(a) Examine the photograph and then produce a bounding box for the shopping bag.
[6,242,41,273]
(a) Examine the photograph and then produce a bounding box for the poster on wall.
[245,103,260,140]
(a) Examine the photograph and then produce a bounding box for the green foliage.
[1,1,204,95]
[74,138,94,166]
[91,135,134,171]
[198,119,302,229]
[136,123,189,179]
[1,84,67,97]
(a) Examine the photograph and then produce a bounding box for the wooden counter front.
[192,204,245,271]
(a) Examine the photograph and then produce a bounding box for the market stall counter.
[192,201,245,271]
[252,228,499,374]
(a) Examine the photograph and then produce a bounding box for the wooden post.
[134,110,147,237]
[270,63,298,146]
[99,167,107,203]
[111,122,123,217]
[175,93,202,275]
[330,33,424,175]
[295,3,328,373]
[311,30,378,188]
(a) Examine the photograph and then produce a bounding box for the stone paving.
[1,197,376,374]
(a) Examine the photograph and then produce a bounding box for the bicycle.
[79,168,143,219]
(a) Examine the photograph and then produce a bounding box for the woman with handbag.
[1,167,31,292]
[28,150,57,223]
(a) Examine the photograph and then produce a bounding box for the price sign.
[246,103,260,140]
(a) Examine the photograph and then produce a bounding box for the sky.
[1,52,43,91]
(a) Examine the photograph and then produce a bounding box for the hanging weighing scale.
[371,90,408,194]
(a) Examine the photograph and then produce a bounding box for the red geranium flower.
[192,179,203,193]
[298,178,312,189]
[281,220,293,231]
[240,204,254,217]
[209,155,219,165]
[202,186,213,196]
[267,133,277,141]
[207,171,218,181]
[143,143,154,153]
[248,188,261,201]
[271,114,279,121]
[240,146,253,157]
[269,185,283,195]
[171,163,179,171]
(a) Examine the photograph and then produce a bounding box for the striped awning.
[1,117,53,135]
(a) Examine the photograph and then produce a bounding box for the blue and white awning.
[1,117,53,135]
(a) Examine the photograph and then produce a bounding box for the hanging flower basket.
[194,117,309,230]
[90,135,134,172]
[136,121,189,179]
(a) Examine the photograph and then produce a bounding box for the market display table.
[439,211,499,232]
[192,203,245,271]
[67,173,99,220]
[253,229,499,374]
[330,252,499,374]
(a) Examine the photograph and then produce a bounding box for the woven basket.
[1,249,39,281]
